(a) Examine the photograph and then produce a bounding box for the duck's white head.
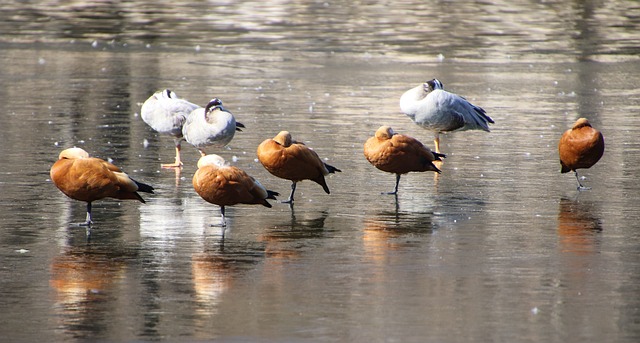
[197,154,228,169]
[204,98,232,120]
[423,79,444,93]
[205,98,226,112]
[155,89,178,100]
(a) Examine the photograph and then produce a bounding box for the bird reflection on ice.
[557,197,602,256]
[191,251,234,317]
[49,246,128,339]
[139,195,224,242]
[256,209,328,261]
[362,210,435,257]
[190,237,265,325]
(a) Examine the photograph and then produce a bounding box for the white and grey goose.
[141,89,200,168]
[182,98,245,157]
[399,79,494,154]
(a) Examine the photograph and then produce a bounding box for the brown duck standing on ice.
[257,131,341,204]
[364,125,445,195]
[192,154,278,227]
[558,118,605,190]
[50,147,154,231]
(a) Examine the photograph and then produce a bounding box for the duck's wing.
[444,91,494,132]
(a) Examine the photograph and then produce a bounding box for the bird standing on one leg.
[558,118,605,191]
[192,154,278,227]
[257,131,341,204]
[50,148,154,232]
[364,126,444,195]
[400,79,494,154]
[141,89,200,168]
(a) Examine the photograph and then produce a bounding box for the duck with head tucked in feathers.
[182,98,245,157]
[257,131,341,204]
[141,89,200,168]
[558,118,604,191]
[193,154,278,227]
[364,125,445,195]
[50,147,154,232]
[400,79,494,154]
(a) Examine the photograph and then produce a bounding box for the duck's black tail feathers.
[433,152,446,160]
[134,179,155,194]
[262,190,279,208]
[325,163,341,174]
[266,190,279,200]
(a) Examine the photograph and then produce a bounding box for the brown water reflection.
[362,209,434,264]
[557,197,602,255]
[192,244,245,318]
[1,0,640,342]
[50,247,129,339]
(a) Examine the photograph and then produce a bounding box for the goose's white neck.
[400,84,428,117]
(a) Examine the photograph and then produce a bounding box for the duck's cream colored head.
[572,118,593,130]
[274,131,293,147]
[58,147,89,160]
[375,126,395,140]
[197,154,228,169]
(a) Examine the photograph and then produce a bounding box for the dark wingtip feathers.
[262,190,279,208]
[266,190,279,200]
[235,121,246,132]
[433,152,446,160]
[133,179,155,194]
[135,193,147,203]
[325,163,341,174]
[474,105,495,125]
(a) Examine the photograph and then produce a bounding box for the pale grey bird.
[141,89,199,168]
[182,98,245,157]
[399,79,494,153]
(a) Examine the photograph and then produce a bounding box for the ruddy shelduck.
[192,154,278,226]
[558,118,605,190]
[400,79,494,153]
[256,131,341,204]
[141,89,200,168]
[50,147,154,228]
[182,98,245,157]
[364,126,445,195]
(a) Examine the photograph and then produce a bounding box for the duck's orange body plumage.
[193,154,278,226]
[558,118,604,190]
[257,131,340,203]
[50,148,154,227]
[364,126,444,194]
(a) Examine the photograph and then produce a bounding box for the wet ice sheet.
[1,1,640,342]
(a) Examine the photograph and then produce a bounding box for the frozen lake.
[1,1,639,342]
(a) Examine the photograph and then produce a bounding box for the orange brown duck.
[558,118,605,190]
[256,131,341,204]
[192,154,278,227]
[50,147,154,230]
[364,125,445,195]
